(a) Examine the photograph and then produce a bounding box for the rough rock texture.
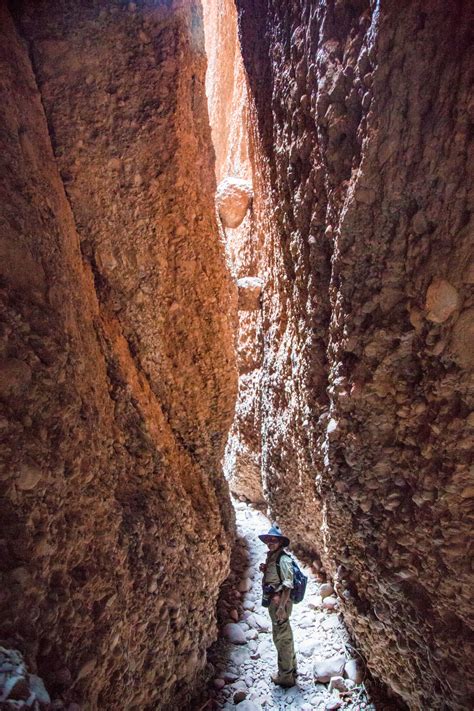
[235,0,474,708]
[0,2,236,709]
[203,0,264,504]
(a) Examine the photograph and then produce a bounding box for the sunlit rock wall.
[236,0,473,708]
[203,0,264,504]
[0,2,237,708]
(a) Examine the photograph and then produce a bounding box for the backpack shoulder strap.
[276,550,290,581]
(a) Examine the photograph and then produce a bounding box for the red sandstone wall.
[0,2,236,708]
[235,0,473,708]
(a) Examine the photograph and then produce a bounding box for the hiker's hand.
[259,563,266,572]
[276,605,287,622]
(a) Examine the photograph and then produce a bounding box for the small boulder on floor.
[329,675,349,692]
[300,638,318,657]
[238,577,252,593]
[229,646,250,666]
[222,671,239,683]
[313,654,346,683]
[320,582,334,599]
[234,700,261,711]
[223,623,247,645]
[344,657,364,683]
[321,615,341,631]
[325,699,343,711]
[248,613,269,631]
[233,689,247,703]
[322,596,339,611]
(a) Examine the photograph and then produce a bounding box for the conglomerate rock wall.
[0,2,236,709]
[235,0,473,708]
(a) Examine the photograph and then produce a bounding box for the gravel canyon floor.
[205,501,375,711]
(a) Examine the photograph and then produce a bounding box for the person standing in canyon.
[259,526,297,688]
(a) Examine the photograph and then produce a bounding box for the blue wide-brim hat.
[258,525,290,547]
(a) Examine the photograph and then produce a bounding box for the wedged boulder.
[216,177,253,228]
[237,277,263,311]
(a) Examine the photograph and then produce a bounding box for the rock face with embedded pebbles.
[0,3,236,709]
[234,0,474,708]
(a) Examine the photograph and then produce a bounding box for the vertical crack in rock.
[0,1,237,709]
[203,0,265,506]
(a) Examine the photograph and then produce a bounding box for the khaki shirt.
[263,550,294,592]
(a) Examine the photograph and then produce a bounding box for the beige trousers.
[269,598,297,681]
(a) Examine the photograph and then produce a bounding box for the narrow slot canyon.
[0,1,472,711]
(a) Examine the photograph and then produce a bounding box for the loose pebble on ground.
[206,501,375,710]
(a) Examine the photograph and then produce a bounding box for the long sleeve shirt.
[263,549,294,592]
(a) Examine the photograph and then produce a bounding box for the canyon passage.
[0,1,472,711]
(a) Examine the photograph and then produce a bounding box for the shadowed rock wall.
[235,0,473,708]
[0,1,236,708]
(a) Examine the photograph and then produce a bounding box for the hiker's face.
[266,537,282,551]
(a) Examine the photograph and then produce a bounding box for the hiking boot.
[271,674,296,688]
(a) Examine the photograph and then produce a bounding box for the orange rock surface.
[0,2,236,708]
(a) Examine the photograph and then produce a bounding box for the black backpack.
[276,551,308,603]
